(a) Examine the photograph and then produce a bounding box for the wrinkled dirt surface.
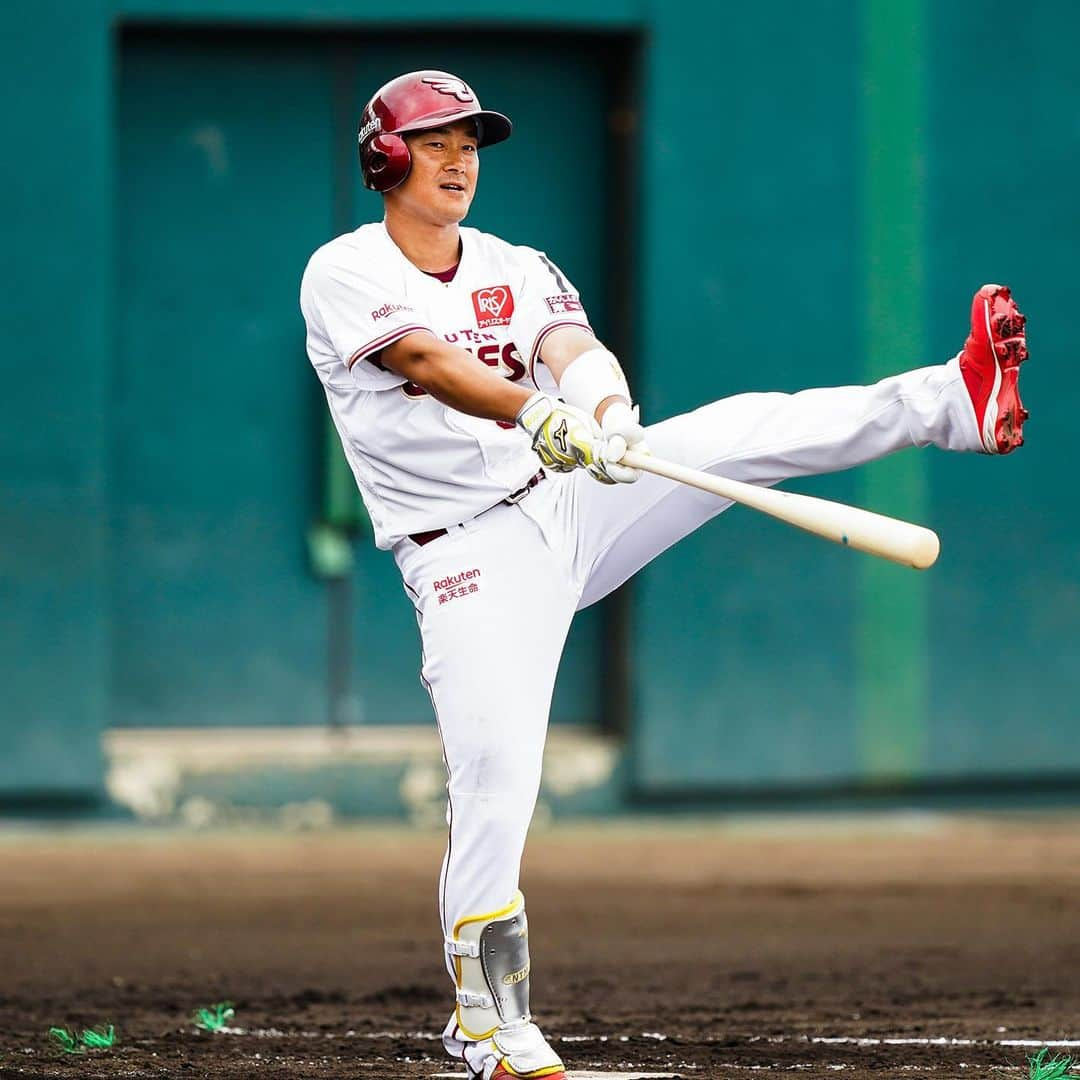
[0,816,1078,1078]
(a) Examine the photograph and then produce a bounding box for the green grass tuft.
[80,1024,117,1049]
[192,1001,236,1032]
[47,1027,80,1054]
[1029,1047,1080,1080]
[47,1023,117,1053]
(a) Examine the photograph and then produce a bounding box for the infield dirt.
[0,816,1078,1078]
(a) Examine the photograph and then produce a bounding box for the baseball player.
[300,70,1028,1080]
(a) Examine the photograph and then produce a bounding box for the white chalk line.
[204,1027,1080,1050]
[205,1027,673,1043]
[808,1037,1080,1049]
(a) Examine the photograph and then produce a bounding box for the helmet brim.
[389,108,512,148]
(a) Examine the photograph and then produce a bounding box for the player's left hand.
[598,401,650,484]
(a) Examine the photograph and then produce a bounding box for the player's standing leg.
[394,494,578,1080]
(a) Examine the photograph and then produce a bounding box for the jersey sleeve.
[508,248,594,388]
[300,245,434,390]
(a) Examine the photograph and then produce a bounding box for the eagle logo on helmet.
[421,76,475,103]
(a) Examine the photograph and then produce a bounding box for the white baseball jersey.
[300,223,592,548]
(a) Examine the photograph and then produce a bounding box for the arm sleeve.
[508,248,594,388]
[300,247,435,390]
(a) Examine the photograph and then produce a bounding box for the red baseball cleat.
[958,283,1029,453]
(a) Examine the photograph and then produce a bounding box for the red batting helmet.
[358,70,513,192]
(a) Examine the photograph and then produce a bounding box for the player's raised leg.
[393,500,576,1080]
[571,284,1028,607]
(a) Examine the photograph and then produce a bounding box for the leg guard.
[443,891,564,1079]
[445,890,532,1040]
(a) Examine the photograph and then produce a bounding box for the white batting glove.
[597,401,650,484]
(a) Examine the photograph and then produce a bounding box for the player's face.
[391,120,479,226]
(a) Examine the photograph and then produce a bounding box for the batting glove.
[516,392,627,485]
[597,401,649,484]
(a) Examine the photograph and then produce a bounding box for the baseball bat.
[618,450,940,569]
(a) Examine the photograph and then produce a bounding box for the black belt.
[408,471,545,547]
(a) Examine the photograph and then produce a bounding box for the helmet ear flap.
[360,132,411,193]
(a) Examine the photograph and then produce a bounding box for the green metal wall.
[2,0,1076,798]
[1,1,111,798]
[634,0,864,790]
[633,0,1080,793]
[921,0,1079,778]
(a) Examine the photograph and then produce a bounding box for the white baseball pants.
[391,359,979,978]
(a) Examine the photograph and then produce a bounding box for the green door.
[344,36,617,728]
[114,32,336,726]
[113,29,619,728]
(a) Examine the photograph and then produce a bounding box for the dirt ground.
[0,815,1078,1079]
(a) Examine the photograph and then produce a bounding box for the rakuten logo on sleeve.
[371,302,413,321]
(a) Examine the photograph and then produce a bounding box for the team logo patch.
[421,76,475,103]
[544,293,583,315]
[472,285,515,329]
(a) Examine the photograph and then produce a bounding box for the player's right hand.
[516,392,630,485]
[598,401,649,484]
